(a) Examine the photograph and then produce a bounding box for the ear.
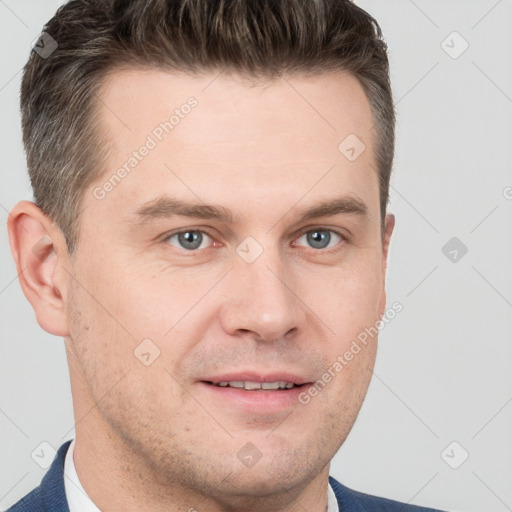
[7,201,71,336]
[378,213,395,317]
[381,213,395,275]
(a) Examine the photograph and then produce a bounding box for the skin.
[8,69,395,512]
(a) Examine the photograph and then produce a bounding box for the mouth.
[207,380,300,391]
[197,373,312,413]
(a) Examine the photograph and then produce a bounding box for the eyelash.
[162,227,347,255]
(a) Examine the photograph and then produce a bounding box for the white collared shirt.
[64,439,101,512]
[64,438,339,512]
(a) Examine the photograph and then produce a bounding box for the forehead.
[89,68,378,225]
[98,67,374,151]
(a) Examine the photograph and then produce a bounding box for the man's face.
[65,69,393,500]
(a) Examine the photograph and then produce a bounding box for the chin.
[227,444,328,496]
[211,468,314,509]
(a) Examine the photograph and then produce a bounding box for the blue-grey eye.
[296,229,341,250]
[167,230,211,251]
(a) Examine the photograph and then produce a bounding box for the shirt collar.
[64,438,101,512]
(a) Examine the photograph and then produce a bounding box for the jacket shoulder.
[5,487,43,512]
[6,441,72,512]
[329,476,447,512]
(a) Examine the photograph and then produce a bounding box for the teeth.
[244,381,261,390]
[215,380,296,390]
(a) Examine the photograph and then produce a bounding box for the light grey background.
[1,1,511,511]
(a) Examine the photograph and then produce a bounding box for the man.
[6,0,448,510]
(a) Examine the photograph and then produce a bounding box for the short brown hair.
[21,0,394,253]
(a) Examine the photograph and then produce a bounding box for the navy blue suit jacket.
[7,441,446,511]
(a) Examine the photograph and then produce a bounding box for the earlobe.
[7,201,70,337]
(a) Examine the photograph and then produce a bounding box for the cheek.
[67,256,210,390]
[94,255,215,337]
[294,253,382,411]
[66,258,155,393]
[296,252,383,338]
[68,275,189,420]
[71,254,172,339]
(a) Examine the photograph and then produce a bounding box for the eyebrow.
[134,196,239,224]
[133,194,369,225]
[295,196,368,221]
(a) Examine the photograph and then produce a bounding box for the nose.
[219,248,306,343]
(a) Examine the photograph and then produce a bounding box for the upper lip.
[200,372,311,386]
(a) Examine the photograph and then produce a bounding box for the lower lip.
[197,382,309,414]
